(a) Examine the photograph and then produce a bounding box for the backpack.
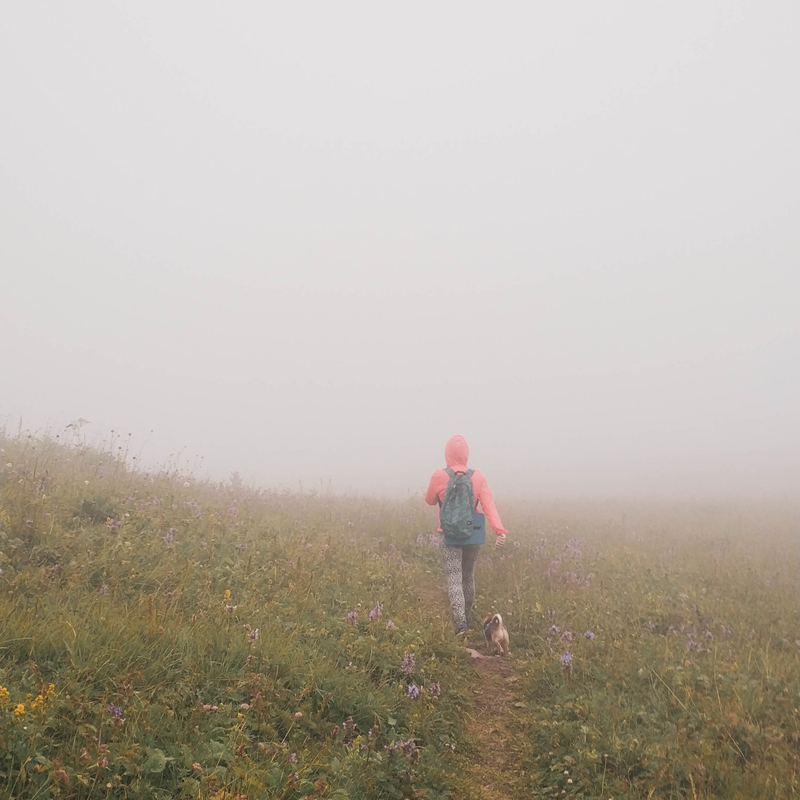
[438,468,476,541]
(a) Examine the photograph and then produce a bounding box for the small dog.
[483,613,510,656]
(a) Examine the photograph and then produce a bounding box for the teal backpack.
[439,468,476,542]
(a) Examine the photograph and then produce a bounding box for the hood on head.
[444,435,469,472]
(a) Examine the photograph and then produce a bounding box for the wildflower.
[98,584,108,595]
[428,534,441,548]
[225,604,237,612]
[192,763,202,772]
[400,652,415,675]
[346,611,358,625]
[343,716,356,734]
[223,589,231,602]
[386,620,395,630]
[428,682,441,698]
[289,752,297,764]
[97,756,108,768]
[162,528,176,544]
[108,704,125,724]
[236,543,247,552]
[560,630,573,643]
[107,518,121,532]
[584,630,595,640]
[560,652,573,670]
[239,703,250,711]
[14,703,25,717]
[0,686,9,705]
[368,603,382,622]
[548,624,560,635]
[406,684,420,699]
[387,737,419,761]
[248,627,259,642]
[346,661,356,672]
[294,712,303,719]
[415,534,425,546]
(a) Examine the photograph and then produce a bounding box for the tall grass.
[0,431,797,798]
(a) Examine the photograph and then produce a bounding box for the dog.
[482,613,510,656]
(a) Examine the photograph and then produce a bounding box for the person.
[424,434,507,634]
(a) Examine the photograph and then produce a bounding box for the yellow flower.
[46,684,56,698]
[31,695,45,712]
[223,589,231,603]
[0,686,9,705]
[14,703,25,717]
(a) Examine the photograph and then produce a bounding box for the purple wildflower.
[346,611,358,625]
[560,630,573,643]
[107,518,121,533]
[415,534,426,546]
[386,620,395,630]
[386,737,419,762]
[406,684,420,700]
[560,652,573,670]
[249,628,259,642]
[289,752,297,764]
[98,584,108,595]
[368,603,382,622]
[548,624,560,635]
[400,652,415,675]
[107,704,125,724]
[428,534,441,548]
[235,542,247,552]
[162,528,177,545]
[428,682,441,697]
[583,630,595,640]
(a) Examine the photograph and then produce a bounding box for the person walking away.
[424,435,507,634]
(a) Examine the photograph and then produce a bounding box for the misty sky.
[2,3,798,498]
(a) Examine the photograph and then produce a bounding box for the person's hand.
[495,533,507,547]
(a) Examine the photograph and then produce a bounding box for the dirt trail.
[462,639,523,800]
[413,577,525,800]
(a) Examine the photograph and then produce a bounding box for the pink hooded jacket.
[424,435,507,536]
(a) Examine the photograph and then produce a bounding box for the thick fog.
[2,3,798,499]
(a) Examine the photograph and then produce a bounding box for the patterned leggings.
[441,544,482,633]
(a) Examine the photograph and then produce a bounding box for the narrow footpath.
[412,576,527,800]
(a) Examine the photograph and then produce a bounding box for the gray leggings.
[441,544,482,632]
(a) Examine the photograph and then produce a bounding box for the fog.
[2,3,798,499]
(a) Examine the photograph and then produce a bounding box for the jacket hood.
[444,435,469,472]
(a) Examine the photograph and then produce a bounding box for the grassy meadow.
[0,432,797,799]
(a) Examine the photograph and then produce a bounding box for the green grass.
[0,433,797,799]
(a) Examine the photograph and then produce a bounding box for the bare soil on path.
[412,576,527,800]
